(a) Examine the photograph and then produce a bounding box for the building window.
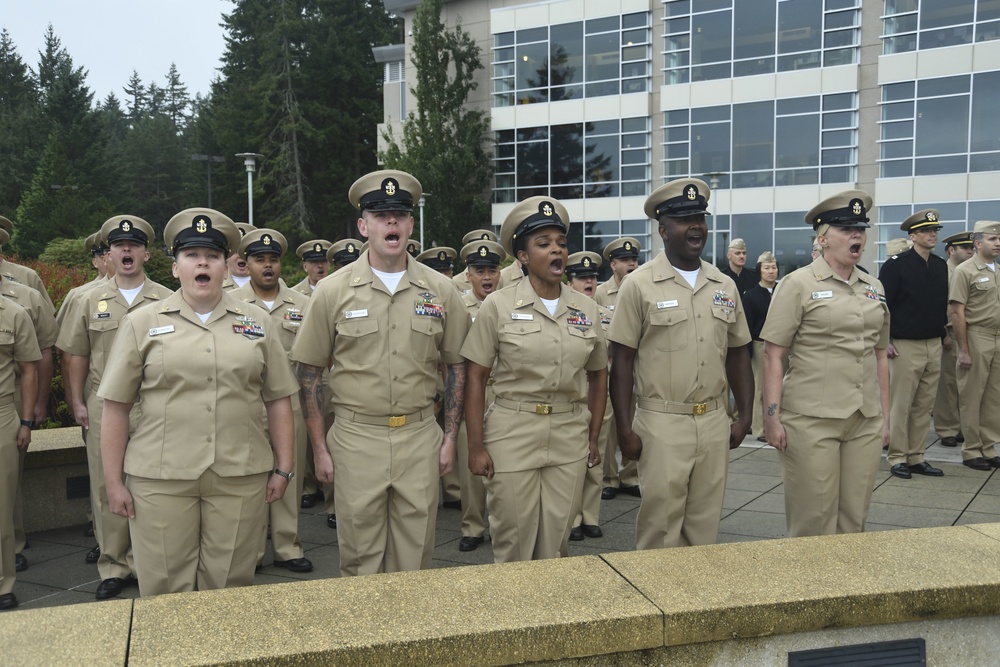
[584,220,653,278]
[663,93,857,188]
[492,12,651,107]
[876,201,1000,267]
[662,0,861,85]
[493,118,651,203]
[705,210,814,276]
[882,0,1000,55]
[878,71,1000,178]
[384,61,404,83]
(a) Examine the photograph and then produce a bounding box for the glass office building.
[378,0,1000,275]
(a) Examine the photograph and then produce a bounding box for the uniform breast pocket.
[0,331,14,350]
[973,281,996,299]
[88,319,120,361]
[335,318,380,367]
[410,315,444,362]
[566,326,597,368]
[710,307,736,348]
[647,308,689,352]
[499,321,543,366]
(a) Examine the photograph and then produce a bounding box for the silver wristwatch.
[273,468,295,480]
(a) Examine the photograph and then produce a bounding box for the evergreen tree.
[123,70,146,127]
[0,29,43,217]
[164,63,190,131]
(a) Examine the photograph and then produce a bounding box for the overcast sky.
[2,0,230,103]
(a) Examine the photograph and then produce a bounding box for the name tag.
[149,325,175,337]
[811,291,834,300]
[976,276,991,283]
[345,309,368,319]
[656,300,678,309]
[511,313,533,321]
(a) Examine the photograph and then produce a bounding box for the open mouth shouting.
[848,242,863,260]
[195,272,211,286]
[549,257,564,277]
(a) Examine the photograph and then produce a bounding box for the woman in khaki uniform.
[462,197,607,563]
[99,208,298,596]
[761,191,890,537]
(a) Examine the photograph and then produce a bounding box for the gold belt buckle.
[535,404,552,415]
[487,377,495,385]
[692,403,707,416]
[389,415,407,428]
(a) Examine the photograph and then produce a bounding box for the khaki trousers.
[887,338,941,466]
[485,458,586,563]
[633,405,730,549]
[12,449,25,554]
[603,396,638,489]
[456,419,487,538]
[330,412,440,576]
[933,334,961,438]
[128,470,268,596]
[0,398,18,595]
[573,397,610,527]
[260,398,306,562]
[86,393,135,580]
[957,328,1000,460]
[780,409,882,537]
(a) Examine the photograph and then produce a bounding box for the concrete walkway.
[8,432,1000,611]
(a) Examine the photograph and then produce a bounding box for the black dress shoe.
[300,494,317,509]
[96,576,136,600]
[458,535,484,552]
[940,436,958,448]
[85,545,101,564]
[619,484,642,498]
[442,499,462,510]
[581,524,603,538]
[84,523,95,537]
[569,526,584,541]
[963,457,992,471]
[908,462,944,476]
[986,456,1000,468]
[327,514,337,529]
[601,487,617,500]
[273,557,313,573]
[890,463,912,479]
[0,593,17,611]
[957,432,965,443]
[14,553,27,572]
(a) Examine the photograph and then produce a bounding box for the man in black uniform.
[720,238,758,295]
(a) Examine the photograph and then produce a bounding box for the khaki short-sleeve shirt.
[594,278,621,311]
[761,257,890,419]
[290,277,313,297]
[452,271,472,295]
[949,255,1000,330]
[234,284,310,357]
[461,280,607,405]
[290,252,470,415]
[607,252,750,404]
[1,280,57,350]
[499,262,523,289]
[1,260,55,314]
[0,298,42,397]
[97,291,299,479]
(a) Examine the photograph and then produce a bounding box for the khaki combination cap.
[805,189,872,229]
[728,238,747,251]
[973,220,1000,234]
[901,209,942,233]
[462,229,498,245]
[405,239,422,257]
[296,239,332,261]
[565,251,602,280]
[164,208,242,256]
[416,246,457,271]
[85,232,103,255]
[603,237,640,262]
[235,223,256,239]
[0,229,9,246]
[349,169,422,213]
[100,215,154,246]
[943,231,974,247]
[500,196,570,255]
[327,239,362,265]
[359,241,369,254]
[240,228,288,259]
[460,240,505,267]
[0,216,12,233]
[644,178,711,221]
[885,238,912,256]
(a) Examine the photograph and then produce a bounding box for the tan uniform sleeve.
[30,290,59,349]
[289,281,336,367]
[261,316,300,401]
[606,275,643,349]
[439,281,471,366]
[55,294,92,356]
[948,264,971,305]
[584,306,609,372]
[13,307,42,363]
[760,273,804,348]
[95,314,143,403]
[460,294,500,369]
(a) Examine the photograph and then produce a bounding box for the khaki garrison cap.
[327,239,362,266]
[901,209,943,233]
[349,169,422,213]
[644,178,711,221]
[805,190,872,229]
[500,196,570,255]
[943,231,973,247]
[973,220,1000,234]
[101,215,154,246]
[461,240,505,267]
[416,246,457,271]
[164,208,242,256]
[885,238,912,256]
[565,251,602,280]
[603,237,640,262]
[728,238,747,251]
[462,229,498,245]
[405,239,422,257]
[240,228,288,258]
[757,251,777,265]
[297,239,332,261]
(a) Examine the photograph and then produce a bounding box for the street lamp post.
[418,193,431,249]
[235,153,264,225]
[191,154,225,207]
[707,172,722,267]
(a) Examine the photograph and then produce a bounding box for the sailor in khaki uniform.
[327,239,362,273]
[222,222,256,291]
[406,239,422,258]
[762,191,891,537]
[609,179,753,549]
[949,220,1000,471]
[235,229,314,573]
[291,239,332,297]
[57,215,173,599]
[565,251,610,542]
[291,170,470,576]
[454,239,505,552]
[56,232,109,325]
[463,198,607,563]
[0,296,40,611]
[453,229,499,294]
[594,237,641,499]
[934,231,974,447]
[98,208,297,596]
[0,218,56,315]
[417,246,457,279]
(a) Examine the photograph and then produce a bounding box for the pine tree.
[123,70,146,127]
[0,29,43,216]
[164,63,190,131]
